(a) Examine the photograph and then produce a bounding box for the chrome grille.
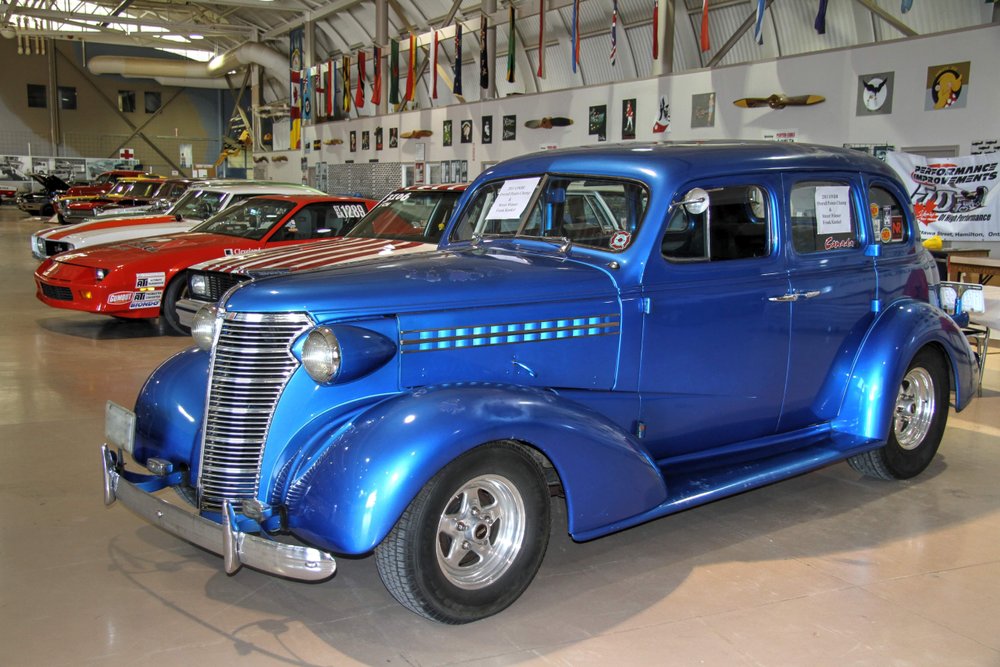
[198,311,312,512]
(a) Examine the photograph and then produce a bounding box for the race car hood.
[31,173,70,192]
[192,237,433,276]
[52,232,245,269]
[36,217,191,244]
[224,244,619,319]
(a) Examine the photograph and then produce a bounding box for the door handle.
[769,293,799,302]
[801,290,822,299]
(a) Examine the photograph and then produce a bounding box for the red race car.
[35,193,375,333]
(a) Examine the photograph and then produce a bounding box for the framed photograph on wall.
[503,115,516,141]
[361,130,370,151]
[621,99,636,140]
[482,115,493,144]
[443,120,453,146]
[349,130,357,152]
[375,126,384,150]
[691,92,716,128]
[589,105,607,142]
[461,120,473,144]
[857,72,894,116]
[442,160,451,184]
[389,127,398,148]
[925,61,970,111]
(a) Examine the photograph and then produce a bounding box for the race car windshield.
[192,199,296,240]
[346,190,462,242]
[171,190,228,220]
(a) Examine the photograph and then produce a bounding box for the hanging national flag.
[537,0,546,78]
[700,0,710,52]
[342,55,351,112]
[404,33,416,103]
[480,17,489,89]
[326,58,333,116]
[610,0,618,66]
[901,0,913,12]
[371,46,382,105]
[506,7,516,83]
[652,0,659,59]
[431,31,439,99]
[571,0,580,73]
[454,23,463,96]
[753,0,765,45]
[389,38,399,105]
[355,50,366,109]
[815,0,829,34]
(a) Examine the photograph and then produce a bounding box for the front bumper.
[175,296,213,328]
[101,445,337,581]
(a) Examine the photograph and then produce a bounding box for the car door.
[777,173,877,432]
[638,177,791,460]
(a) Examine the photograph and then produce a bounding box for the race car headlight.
[34,237,45,254]
[302,327,341,384]
[191,304,221,352]
[95,268,108,281]
[189,273,208,297]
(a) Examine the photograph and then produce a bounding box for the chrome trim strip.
[102,446,336,581]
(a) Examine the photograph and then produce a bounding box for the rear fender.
[286,384,667,555]
[834,299,977,440]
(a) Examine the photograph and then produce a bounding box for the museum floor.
[1,206,998,667]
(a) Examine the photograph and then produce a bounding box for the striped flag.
[571,0,580,73]
[342,55,350,112]
[389,39,399,104]
[901,0,913,12]
[454,23,463,96]
[431,31,439,99]
[506,7,516,83]
[371,46,382,105]
[700,0,710,52]
[537,0,546,78]
[480,16,489,89]
[815,0,829,34]
[610,0,618,66]
[404,33,416,103]
[753,0,765,45]
[652,0,659,59]
[354,50,365,109]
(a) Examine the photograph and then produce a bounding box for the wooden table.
[945,255,1000,284]
[929,247,990,281]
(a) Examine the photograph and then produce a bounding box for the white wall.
[265,24,999,187]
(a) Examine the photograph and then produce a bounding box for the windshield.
[126,181,161,198]
[107,181,131,196]
[450,176,649,252]
[171,189,229,220]
[346,190,462,242]
[190,199,295,240]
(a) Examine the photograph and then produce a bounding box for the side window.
[869,185,908,244]
[790,181,859,254]
[662,185,769,262]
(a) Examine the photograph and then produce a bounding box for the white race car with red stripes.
[30,181,324,260]
[176,184,467,329]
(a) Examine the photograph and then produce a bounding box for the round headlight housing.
[302,327,341,384]
[189,273,208,297]
[191,304,220,351]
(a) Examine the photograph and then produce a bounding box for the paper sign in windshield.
[486,177,541,220]
[815,186,852,235]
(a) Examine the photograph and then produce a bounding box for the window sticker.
[485,177,541,220]
[610,230,631,251]
[129,291,162,309]
[814,186,852,235]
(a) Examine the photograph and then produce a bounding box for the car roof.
[198,183,325,195]
[480,141,901,186]
[399,183,469,192]
[242,194,373,204]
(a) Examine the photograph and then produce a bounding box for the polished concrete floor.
[2,205,999,667]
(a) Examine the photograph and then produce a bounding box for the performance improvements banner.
[886,151,999,240]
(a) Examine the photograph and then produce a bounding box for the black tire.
[42,204,54,217]
[848,348,949,480]
[160,273,190,336]
[375,441,551,623]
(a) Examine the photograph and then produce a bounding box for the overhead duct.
[153,76,232,89]
[88,43,287,84]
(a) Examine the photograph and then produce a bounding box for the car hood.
[36,216,182,242]
[193,237,434,276]
[31,173,70,191]
[225,245,620,318]
[53,232,241,268]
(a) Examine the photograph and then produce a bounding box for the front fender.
[286,384,667,555]
[834,299,977,441]
[132,346,209,467]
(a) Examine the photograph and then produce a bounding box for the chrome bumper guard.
[174,297,206,328]
[101,445,336,581]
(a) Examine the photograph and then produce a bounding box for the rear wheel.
[848,348,949,480]
[375,442,551,623]
[160,273,190,336]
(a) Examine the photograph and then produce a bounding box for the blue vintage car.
[102,142,978,623]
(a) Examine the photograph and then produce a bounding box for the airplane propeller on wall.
[733,94,826,109]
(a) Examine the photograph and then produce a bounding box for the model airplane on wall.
[733,94,826,109]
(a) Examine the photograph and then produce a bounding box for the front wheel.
[160,272,190,336]
[848,348,949,480]
[375,442,551,623]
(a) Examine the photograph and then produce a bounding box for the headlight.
[34,237,44,254]
[189,273,208,297]
[191,304,220,351]
[302,327,341,384]
[95,268,108,281]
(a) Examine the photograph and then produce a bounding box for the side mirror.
[671,188,710,215]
